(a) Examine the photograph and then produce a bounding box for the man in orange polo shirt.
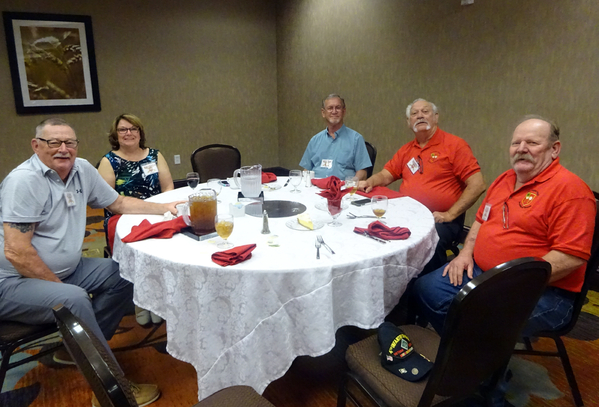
[413,115,596,338]
[359,98,486,273]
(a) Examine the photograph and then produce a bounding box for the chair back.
[364,141,377,179]
[53,305,137,407]
[190,144,241,183]
[419,257,551,405]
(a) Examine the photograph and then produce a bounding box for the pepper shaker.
[261,210,271,234]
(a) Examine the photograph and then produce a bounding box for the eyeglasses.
[116,127,140,134]
[37,138,79,148]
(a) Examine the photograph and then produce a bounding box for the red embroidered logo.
[428,152,440,163]
[520,190,538,208]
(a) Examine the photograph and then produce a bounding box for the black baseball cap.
[377,322,433,382]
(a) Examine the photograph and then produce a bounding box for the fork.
[315,239,321,259]
[317,235,335,254]
[347,212,385,219]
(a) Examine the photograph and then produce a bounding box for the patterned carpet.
[1,208,598,406]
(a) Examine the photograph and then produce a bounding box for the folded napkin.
[212,243,257,266]
[262,172,277,183]
[354,221,411,240]
[122,216,188,243]
[357,186,404,199]
[312,176,345,190]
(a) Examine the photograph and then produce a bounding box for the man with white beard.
[359,98,485,274]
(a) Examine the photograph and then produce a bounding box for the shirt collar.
[509,157,562,187]
[30,153,79,183]
[327,124,347,139]
[410,127,442,149]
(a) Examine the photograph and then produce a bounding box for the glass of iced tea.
[189,188,217,236]
[215,213,234,249]
[371,195,388,223]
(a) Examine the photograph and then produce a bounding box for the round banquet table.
[112,177,438,400]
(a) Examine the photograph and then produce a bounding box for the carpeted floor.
[2,208,598,406]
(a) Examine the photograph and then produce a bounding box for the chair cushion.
[194,385,275,407]
[0,321,57,345]
[346,325,446,407]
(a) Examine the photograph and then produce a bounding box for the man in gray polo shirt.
[0,118,177,406]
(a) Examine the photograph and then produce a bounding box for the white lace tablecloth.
[112,179,438,400]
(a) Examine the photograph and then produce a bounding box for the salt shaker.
[261,210,271,234]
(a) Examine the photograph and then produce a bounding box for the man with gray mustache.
[415,115,595,337]
[412,115,596,406]
[359,98,486,274]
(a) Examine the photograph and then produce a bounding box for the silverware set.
[315,235,334,259]
[346,212,385,219]
[354,230,389,244]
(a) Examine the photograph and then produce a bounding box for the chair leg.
[0,348,15,392]
[337,373,348,407]
[554,337,584,407]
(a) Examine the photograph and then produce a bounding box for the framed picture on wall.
[2,12,101,115]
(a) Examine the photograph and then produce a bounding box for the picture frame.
[2,11,101,115]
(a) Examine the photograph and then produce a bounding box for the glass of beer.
[215,213,234,249]
[371,195,388,223]
[189,188,217,236]
[344,176,359,201]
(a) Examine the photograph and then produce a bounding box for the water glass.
[289,170,302,193]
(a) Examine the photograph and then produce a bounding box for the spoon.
[347,212,385,219]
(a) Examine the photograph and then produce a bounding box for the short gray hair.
[35,118,75,138]
[406,98,438,118]
[322,94,345,109]
[515,115,560,142]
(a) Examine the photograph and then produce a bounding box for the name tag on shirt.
[64,191,76,207]
[482,203,491,221]
[320,159,333,169]
[141,162,159,176]
[407,157,420,175]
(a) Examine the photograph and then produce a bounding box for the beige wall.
[2,0,598,221]
[0,0,278,180]
[277,0,599,222]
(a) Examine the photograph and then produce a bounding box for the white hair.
[406,98,438,118]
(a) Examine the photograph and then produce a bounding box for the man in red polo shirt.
[359,98,486,273]
[413,115,596,338]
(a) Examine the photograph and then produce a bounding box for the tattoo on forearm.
[8,223,34,233]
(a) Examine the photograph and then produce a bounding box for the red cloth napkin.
[106,214,122,253]
[354,221,411,240]
[262,172,277,183]
[356,186,404,199]
[212,244,257,266]
[122,216,188,243]
[312,176,345,190]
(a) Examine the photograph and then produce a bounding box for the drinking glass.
[289,170,302,193]
[186,172,199,190]
[371,195,388,222]
[327,198,346,227]
[207,178,222,202]
[215,213,234,249]
[344,176,359,201]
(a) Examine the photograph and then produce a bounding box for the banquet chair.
[364,141,377,179]
[514,192,599,407]
[190,144,241,183]
[0,320,61,392]
[337,257,551,407]
[52,305,275,407]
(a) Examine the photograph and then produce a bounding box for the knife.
[354,230,388,244]
[283,178,290,187]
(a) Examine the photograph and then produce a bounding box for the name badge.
[407,157,420,175]
[141,162,159,176]
[482,203,491,221]
[320,159,333,169]
[64,191,76,207]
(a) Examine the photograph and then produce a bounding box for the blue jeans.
[413,261,575,336]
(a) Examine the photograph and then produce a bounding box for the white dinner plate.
[263,183,282,191]
[285,219,324,231]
